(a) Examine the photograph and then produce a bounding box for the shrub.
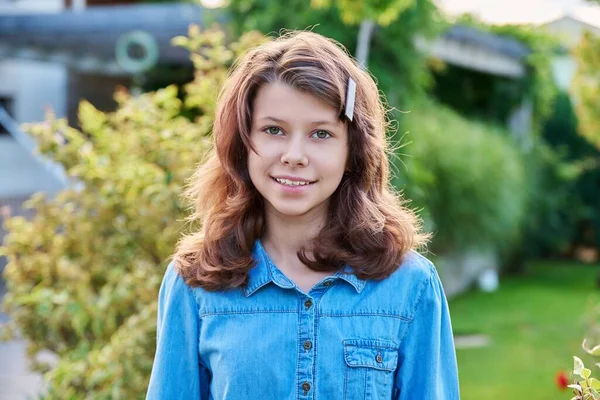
[0,26,263,399]
[395,101,528,255]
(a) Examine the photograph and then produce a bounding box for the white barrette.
[343,77,356,122]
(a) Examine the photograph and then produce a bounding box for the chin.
[271,204,314,217]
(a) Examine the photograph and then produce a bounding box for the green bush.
[395,101,528,255]
[0,26,263,399]
[540,91,600,254]
[517,138,592,260]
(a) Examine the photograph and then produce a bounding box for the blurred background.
[0,0,599,399]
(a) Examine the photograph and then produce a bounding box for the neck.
[261,204,327,260]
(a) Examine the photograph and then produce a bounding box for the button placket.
[298,294,317,398]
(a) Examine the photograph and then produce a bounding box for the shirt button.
[376,353,383,363]
[302,381,311,392]
[303,340,313,350]
[304,299,313,309]
[323,280,332,287]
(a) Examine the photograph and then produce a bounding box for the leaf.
[170,35,189,48]
[584,339,600,357]
[78,100,107,137]
[575,356,586,376]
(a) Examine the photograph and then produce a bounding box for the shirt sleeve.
[146,261,209,400]
[393,263,460,399]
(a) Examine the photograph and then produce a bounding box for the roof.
[443,24,531,60]
[540,13,600,31]
[0,3,227,74]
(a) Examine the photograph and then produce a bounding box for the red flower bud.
[556,370,569,391]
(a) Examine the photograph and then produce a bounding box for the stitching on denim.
[199,310,297,317]
[243,279,271,297]
[343,351,397,371]
[343,342,399,351]
[334,271,366,293]
[320,313,411,321]
[344,363,396,372]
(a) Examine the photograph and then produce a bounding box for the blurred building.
[0,1,213,273]
[540,14,600,91]
[418,24,533,151]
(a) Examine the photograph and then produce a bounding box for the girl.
[147,31,459,399]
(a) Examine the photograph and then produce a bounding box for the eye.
[312,130,332,139]
[264,126,283,136]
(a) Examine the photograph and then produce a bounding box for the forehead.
[252,82,342,125]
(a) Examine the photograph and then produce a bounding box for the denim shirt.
[146,241,460,399]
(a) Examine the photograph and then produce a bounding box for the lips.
[271,176,316,187]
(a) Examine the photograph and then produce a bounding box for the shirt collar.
[243,240,367,297]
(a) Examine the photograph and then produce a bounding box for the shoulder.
[387,250,437,288]
[160,261,248,314]
[393,251,447,316]
[159,261,202,305]
[367,250,442,320]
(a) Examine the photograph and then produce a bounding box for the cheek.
[247,151,261,180]
[322,147,349,176]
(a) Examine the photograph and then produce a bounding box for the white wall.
[551,55,578,91]
[0,0,63,14]
[0,59,67,123]
[543,17,600,49]
[542,17,600,91]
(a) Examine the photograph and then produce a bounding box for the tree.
[311,0,416,67]
[573,31,600,150]
[226,0,442,107]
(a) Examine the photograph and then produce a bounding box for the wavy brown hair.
[174,31,429,291]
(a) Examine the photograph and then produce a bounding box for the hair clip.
[343,77,356,122]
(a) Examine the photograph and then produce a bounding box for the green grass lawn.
[449,260,600,400]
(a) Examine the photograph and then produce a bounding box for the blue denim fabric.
[146,240,460,399]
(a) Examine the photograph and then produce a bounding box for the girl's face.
[248,82,349,220]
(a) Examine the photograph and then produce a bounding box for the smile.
[272,177,315,186]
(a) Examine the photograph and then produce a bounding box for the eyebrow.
[260,116,339,126]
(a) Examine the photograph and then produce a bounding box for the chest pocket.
[343,338,399,400]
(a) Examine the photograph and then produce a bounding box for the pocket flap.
[343,338,399,372]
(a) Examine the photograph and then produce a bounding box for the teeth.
[275,178,312,186]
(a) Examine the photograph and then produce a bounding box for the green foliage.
[519,141,594,264]
[540,92,600,254]
[396,101,528,254]
[571,351,600,399]
[489,24,560,127]
[226,0,443,107]
[573,31,600,150]
[0,26,263,399]
[310,0,415,25]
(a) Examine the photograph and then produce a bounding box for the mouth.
[271,177,316,187]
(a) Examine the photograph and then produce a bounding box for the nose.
[280,135,308,167]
